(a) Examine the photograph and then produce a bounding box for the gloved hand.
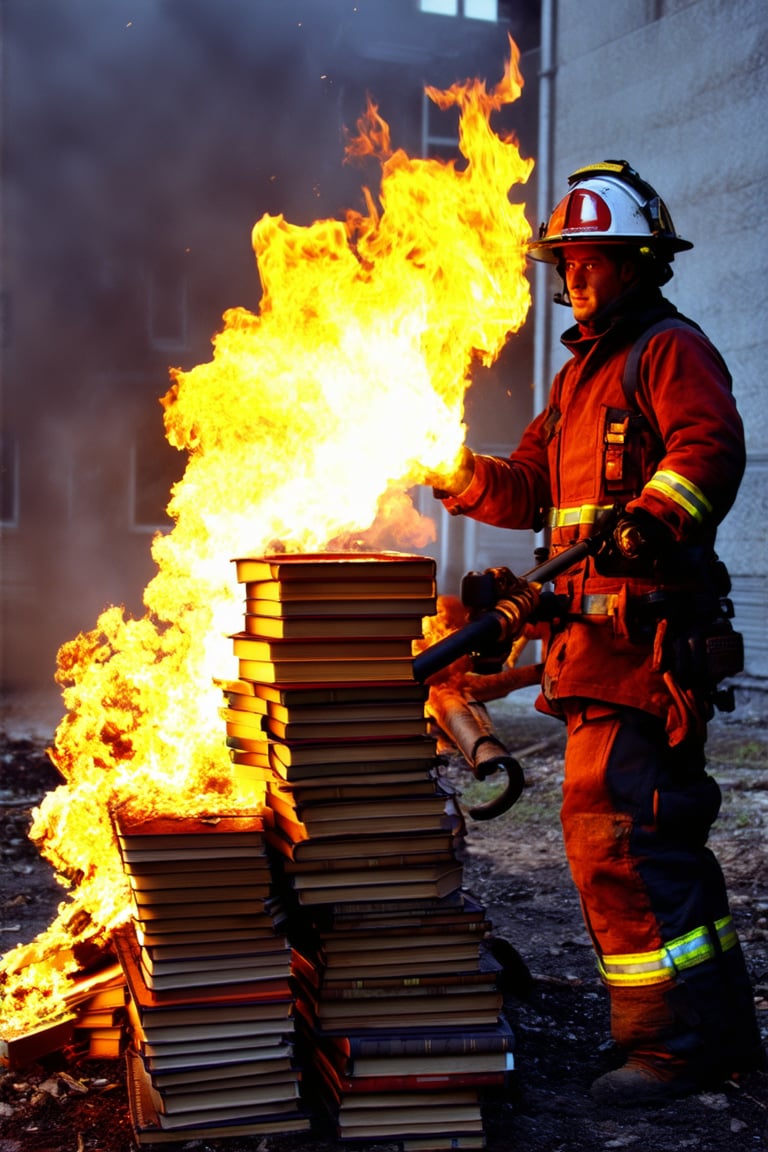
[424,446,476,498]
[595,507,672,575]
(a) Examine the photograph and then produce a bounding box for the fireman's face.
[563,245,637,323]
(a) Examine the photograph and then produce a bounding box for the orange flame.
[0,38,533,1037]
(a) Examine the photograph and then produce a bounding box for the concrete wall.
[541,0,768,678]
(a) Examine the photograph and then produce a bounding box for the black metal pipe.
[412,535,597,684]
[413,611,507,683]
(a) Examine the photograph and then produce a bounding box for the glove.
[424,446,476,498]
[595,508,672,575]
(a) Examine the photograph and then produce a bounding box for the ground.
[1,686,767,1152]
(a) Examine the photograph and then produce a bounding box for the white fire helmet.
[528,160,693,271]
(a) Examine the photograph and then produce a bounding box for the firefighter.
[427,160,765,1105]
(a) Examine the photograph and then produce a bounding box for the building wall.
[542,0,768,678]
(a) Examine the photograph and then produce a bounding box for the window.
[464,0,497,18]
[418,0,498,18]
[420,0,458,13]
[0,429,19,526]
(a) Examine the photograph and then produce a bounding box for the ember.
[1,37,533,1050]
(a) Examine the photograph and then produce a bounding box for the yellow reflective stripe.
[547,503,613,529]
[598,918,737,988]
[598,947,675,986]
[644,469,712,523]
[716,914,738,952]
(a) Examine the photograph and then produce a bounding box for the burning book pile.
[222,552,513,1149]
[0,961,129,1069]
[111,812,310,1144]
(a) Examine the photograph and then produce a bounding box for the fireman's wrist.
[426,446,476,499]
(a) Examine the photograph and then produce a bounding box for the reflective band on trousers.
[644,469,712,523]
[598,917,738,986]
[547,503,613,529]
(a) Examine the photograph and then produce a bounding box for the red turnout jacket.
[442,289,745,730]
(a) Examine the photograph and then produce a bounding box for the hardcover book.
[233,551,436,585]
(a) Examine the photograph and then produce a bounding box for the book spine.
[345,1031,515,1059]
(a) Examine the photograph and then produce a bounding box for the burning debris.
[1,36,535,1147]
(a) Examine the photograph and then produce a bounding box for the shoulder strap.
[621,316,693,411]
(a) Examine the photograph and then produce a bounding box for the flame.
[0,37,533,1037]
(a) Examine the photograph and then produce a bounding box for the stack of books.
[112,811,309,1145]
[225,551,512,1148]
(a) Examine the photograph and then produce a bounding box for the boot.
[591,1048,700,1107]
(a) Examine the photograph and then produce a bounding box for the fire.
[0,38,533,1037]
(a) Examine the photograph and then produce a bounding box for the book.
[288,860,462,891]
[141,935,290,965]
[326,1015,516,1065]
[136,1025,290,1062]
[264,696,428,725]
[310,1043,511,1094]
[242,613,428,640]
[308,1003,501,1032]
[312,982,502,1018]
[144,1045,294,1085]
[127,862,272,890]
[269,735,437,768]
[219,678,428,708]
[130,883,270,906]
[132,900,271,924]
[276,776,440,805]
[138,957,292,995]
[261,714,429,742]
[245,577,437,601]
[135,918,287,950]
[321,947,484,975]
[231,632,417,661]
[277,832,459,870]
[126,1051,311,1143]
[114,813,270,855]
[233,551,436,585]
[266,828,461,865]
[244,595,437,619]
[238,656,416,684]
[294,869,464,906]
[399,1137,485,1151]
[85,1028,126,1059]
[73,1006,125,1029]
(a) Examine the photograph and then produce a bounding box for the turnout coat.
[442,287,745,739]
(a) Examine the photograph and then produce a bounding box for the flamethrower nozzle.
[428,689,525,820]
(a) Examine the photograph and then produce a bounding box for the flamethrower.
[413,518,617,820]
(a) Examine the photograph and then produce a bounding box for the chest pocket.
[602,406,653,496]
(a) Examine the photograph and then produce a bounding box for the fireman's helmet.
[528,159,693,266]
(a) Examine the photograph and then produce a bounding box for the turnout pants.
[559,700,763,1077]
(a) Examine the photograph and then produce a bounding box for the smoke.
[2,1,528,690]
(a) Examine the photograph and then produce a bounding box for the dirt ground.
[1,684,767,1152]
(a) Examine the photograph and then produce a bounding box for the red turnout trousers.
[559,700,763,1074]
